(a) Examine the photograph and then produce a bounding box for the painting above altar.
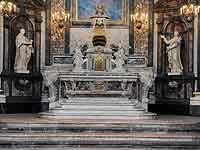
[73,0,127,24]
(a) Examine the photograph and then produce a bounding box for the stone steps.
[0,115,200,149]
[50,110,146,115]
[40,113,156,120]
[0,132,199,149]
[61,98,134,104]
[58,105,144,111]
[1,148,197,150]
[61,102,135,105]
[43,96,154,120]
[68,97,131,101]
[1,117,200,132]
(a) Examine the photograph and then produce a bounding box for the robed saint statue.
[161,30,183,74]
[15,28,34,73]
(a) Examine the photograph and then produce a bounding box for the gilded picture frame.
[71,0,128,26]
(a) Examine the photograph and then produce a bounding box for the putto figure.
[95,4,106,16]
[90,4,109,29]
[73,42,85,72]
[15,28,34,74]
[161,30,183,74]
[113,43,127,72]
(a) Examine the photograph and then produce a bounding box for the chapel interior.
[0,0,200,149]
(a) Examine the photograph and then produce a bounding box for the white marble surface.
[128,66,155,110]
[0,94,6,103]
[70,28,129,54]
[190,99,200,105]
[42,64,73,108]
[194,14,198,91]
[153,14,158,76]
[41,11,46,70]
[43,63,155,110]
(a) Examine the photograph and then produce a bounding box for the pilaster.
[0,16,3,88]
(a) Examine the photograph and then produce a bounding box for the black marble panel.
[53,56,73,64]
[128,57,146,65]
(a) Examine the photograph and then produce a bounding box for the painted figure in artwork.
[15,28,34,73]
[161,30,183,74]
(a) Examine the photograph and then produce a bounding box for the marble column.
[35,14,43,72]
[0,16,6,103]
[190,14,200,116]
[64,0,70,55]
[0,16,3,88]
[153,13,158,77]
[41,11,46,71]
[193,14,198,91]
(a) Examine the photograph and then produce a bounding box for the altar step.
[59,105,144,110]
[42,97,155,120]
[63,97,134,103]
[0,115,200,149]
[0,132,199,149]
[66,97,133,101]
[50,110,146,115]
[61,101,135,105]
[63,97,137,104]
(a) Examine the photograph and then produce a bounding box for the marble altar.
[41,5,155,119]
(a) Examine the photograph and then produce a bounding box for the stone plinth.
[0,95,6,103]
[190,92,200,116]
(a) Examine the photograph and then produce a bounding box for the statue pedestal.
[190,92,200,116]
[168,72,182,76]
[0,89,6,103]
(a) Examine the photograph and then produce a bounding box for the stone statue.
[161,30,183,74]
[95,4,106,17]
[15,28,34,74]
[73,43,85,72]
[91,4,109,29]
[113,43,127,72]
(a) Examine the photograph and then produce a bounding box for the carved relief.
[50,0,65,56]
[61,79,138,99]
[133,0,149,58]
[51,0,65,41]
[112,43,127,72]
